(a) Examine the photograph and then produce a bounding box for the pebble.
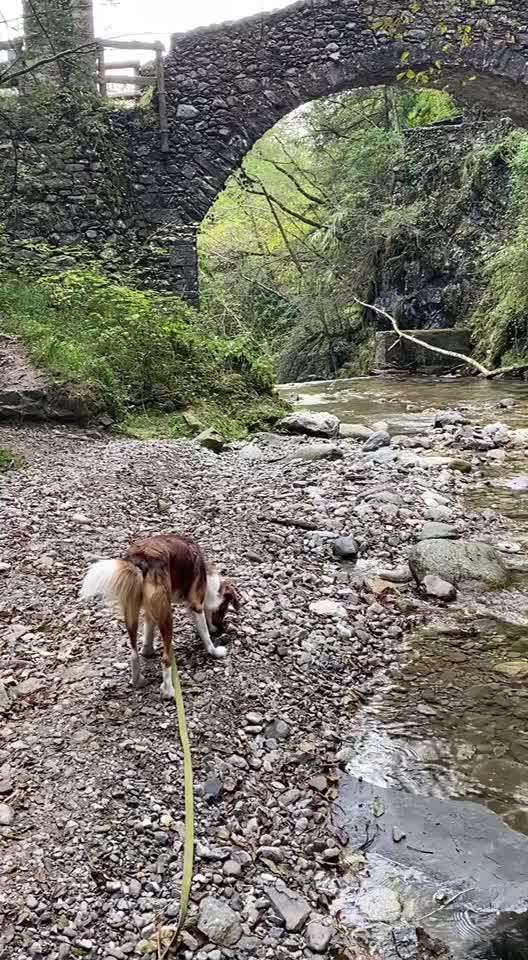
[0,802,14,825]
[305,919,335,953]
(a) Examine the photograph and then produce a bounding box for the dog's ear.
[224,581,241,612]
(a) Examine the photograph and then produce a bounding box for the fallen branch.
[257,513,319,531]
[353,297,528,380]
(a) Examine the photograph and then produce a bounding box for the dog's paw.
[160,680,176,700]
[212,645,227,659]
[132,674,148,689]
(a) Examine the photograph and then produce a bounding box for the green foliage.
[0,268,281,433]
[472,132,528,366]
[199,87,463,382]
[0,448,24,472]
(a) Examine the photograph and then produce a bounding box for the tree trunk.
[22,0,96,89]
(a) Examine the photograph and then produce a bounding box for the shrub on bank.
[0,268,286,435]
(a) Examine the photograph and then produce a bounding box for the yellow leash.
[158,656,195,959]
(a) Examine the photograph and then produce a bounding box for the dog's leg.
[191,608,227,659]
[125,614,146,689]
[141,618,156,658]
[159,610,175,700]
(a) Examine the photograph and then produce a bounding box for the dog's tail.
[80,558,143,623]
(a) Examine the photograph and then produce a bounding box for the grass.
[0,268,287,436]
[0,448,24,472]
[126,395,286,441]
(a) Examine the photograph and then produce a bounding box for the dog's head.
[210,579,241,634]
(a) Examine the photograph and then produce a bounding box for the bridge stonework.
[3,0,528,303]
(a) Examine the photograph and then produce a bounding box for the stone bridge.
[152,0,528,299]
[4,0,528,304]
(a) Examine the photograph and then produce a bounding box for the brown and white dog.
[80,533,240,698]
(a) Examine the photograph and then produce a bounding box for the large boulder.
[279,412,339,438]
[409,538,511,589]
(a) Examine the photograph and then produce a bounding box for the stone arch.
[132,0,528,302]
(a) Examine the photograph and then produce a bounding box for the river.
[280,375,528,954]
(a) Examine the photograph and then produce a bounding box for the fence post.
[96,41,107,98]
[154,41,169,154]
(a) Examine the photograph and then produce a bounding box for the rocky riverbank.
[0,404,526,960]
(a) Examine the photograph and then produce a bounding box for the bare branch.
[352,297,528,380]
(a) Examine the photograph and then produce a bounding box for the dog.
[80,533,240,698]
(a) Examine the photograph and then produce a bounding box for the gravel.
[0,419,516,958]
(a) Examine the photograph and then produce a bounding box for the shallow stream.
[280,375,528,952]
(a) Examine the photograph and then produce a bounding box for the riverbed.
[280,375,528,954]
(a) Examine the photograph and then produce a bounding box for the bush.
[0,268,283,431]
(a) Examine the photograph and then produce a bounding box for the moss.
[126,395,288,441]
[0,448,25,472]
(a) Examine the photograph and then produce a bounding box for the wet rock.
[309,599,348,618]
[339,423,373,440]
[295,444,343,462]
[363,431,391,452]
[357,886,402,922]
[332,535,359,561]
[409,539,510,589]
[422,574,457,601]
[493,660,528,678]
[0,802,14,825]
[265,882,311,932]
[434,409,466,428]
[196,429,225,454]
[418,522,459,541]
[279,412,339,438]
[197,896,242,946]
[305,919,334,953]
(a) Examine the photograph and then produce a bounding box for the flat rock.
[409,539,510,589]
[197,896,242,946]
[363,430,391,452]
[265,883,311,932]
[294,444,343,462]
[309,598,348,619]
[422,574,457,601]
[493,660,528,678]
[15,677,45,697]
[434,409,467,428]
[339,423,373,440]
[357,886,401,923]
[418,522,459,541]
[279,412,339,438]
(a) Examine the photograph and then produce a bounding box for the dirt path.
[0,424,497,959]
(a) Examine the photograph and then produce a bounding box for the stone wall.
[371,118,513,330]
[374,328,473,372]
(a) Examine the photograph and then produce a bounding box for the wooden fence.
[0,36,169,153]
[96,39,169,152]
